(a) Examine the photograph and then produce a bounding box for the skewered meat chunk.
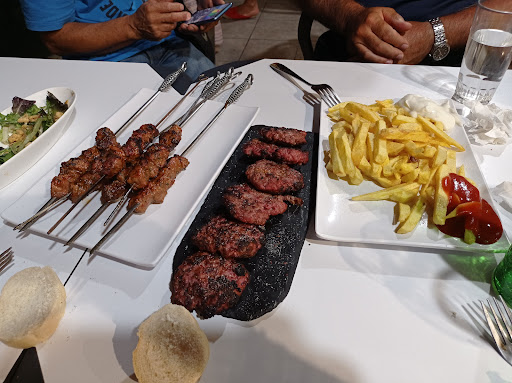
[90,128,126,178]
[259,126,307,146]
[126,144,171,190]
[223,183,302,225]
[128,155,189,214]
[170,251,250,319]
[122,124,159,164]
[70,172,103,203]
[50,143,101,198]
[243,139,309,165]
[100,179,128,204]
[246,159,304,195]
[126,125,182,190]
[159,124,182,149]
[192,216,265,259]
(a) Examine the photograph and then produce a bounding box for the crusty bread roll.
[0,266,66,349]
[133,304,210,383]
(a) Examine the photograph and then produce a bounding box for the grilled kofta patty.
[246,159,304,195]
[223,183,302,226]
[192,216,265,259]
[259,126,307,146]
[170,252,250,318]
[243,139,309,165]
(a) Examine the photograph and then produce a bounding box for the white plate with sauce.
[0,87,76,190]
[315,96,510,253]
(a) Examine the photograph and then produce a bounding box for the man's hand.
[399,21,435,64]
[347,7,412,63]
[129,0,191,41]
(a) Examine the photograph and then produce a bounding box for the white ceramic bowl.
[0,87,76,190]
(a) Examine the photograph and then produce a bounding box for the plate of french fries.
[315,96,510,252]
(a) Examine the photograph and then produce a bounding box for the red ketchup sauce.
[436,173,503,244]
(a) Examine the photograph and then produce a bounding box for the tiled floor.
[215,0,328,66]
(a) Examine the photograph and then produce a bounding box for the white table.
[1,57,511,382]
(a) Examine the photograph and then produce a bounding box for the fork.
[271,62,342,108]
[270,63,321,106]
[0,247,14,273]
[481,296,512,364]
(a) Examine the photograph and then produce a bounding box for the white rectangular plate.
[315,97,510,253]
[2,88,259,267]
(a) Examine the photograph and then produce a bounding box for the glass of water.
[452,0,512,105]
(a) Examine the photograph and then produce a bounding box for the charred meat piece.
[122,124,159,164]
[259,126,307,146]
[170,252,250,318]
[70,172,103,203]
[126,125,182,190]
[243,139,309,165]
[128,155,189,214]
[101,179,128,204]
[246,159,304,195]
[126,144,171,190]
[223,183,302,225]
[90,127,126,178]
[51,143,101,198]
[192,216,265,259]
[159,124,182,150]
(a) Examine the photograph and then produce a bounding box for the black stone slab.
[171,125,314,321]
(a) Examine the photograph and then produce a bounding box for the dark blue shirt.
[358,0,478,21]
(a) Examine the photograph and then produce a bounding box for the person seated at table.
[18,0,224,81]
[298,0,507,66]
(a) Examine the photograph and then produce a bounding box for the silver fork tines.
[270,64,320,107]
[481,296,512,364]
[0,247,14,273]
[270,63,341,108]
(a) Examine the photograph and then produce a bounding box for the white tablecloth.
[0,57,511,382]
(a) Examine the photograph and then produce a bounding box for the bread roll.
[133,304,210,383]
[0,266,66,349]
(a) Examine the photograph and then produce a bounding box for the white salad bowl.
[0,87,76,190]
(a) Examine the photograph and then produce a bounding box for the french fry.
[396,197,426,234]
[338,129,363,185]
[352,182,420,202]
[328,129,346,177]
[345,102,380,123]
[446,149,457,173]
[351,121,370,166]
[373,120,388,164]
[433,164,450,225]
[417,116,465,151]
[396,202,411,224]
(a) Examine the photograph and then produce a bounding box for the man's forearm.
[442,0,509,51]
[298,0,364,35]
[41,16,138,57]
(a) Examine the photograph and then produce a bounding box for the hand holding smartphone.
[183,3,233,26]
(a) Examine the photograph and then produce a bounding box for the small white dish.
[0,87,76,190]
[315,97,510,253]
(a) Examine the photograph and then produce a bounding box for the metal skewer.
[47,73,210,236]
[15,64,188,232]
[89,74,254,256]
[65,70,237,244]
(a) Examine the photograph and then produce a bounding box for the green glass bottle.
[493,245,512,306]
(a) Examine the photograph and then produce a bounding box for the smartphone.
[183,3,233,26]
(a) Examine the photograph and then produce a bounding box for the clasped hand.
[348,7,434,64]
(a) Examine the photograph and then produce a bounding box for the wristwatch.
[428,17,450,61]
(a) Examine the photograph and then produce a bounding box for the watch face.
[432,45,450,61]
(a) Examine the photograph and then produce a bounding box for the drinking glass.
[493,245,512,306]
[452,0,512,105]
